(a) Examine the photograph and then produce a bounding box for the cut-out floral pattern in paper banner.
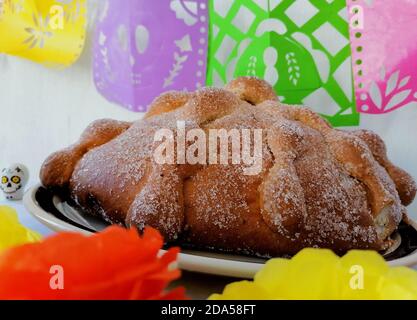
[347,0,417,115]
[93,0,208,112]
[0,0,87,68]
[207,0,357,127]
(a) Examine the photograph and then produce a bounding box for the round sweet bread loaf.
[40,77,416,256]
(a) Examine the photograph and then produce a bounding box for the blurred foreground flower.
[210,248,417,300]
[0,226,186,300]
[0,205,41,250]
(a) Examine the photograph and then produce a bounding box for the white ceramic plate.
[24,184,417,278]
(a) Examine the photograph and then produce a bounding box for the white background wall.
[0,6,416,218]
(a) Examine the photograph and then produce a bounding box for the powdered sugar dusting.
[40,77,415,257]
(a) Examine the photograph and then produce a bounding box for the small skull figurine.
[0,164,29,200]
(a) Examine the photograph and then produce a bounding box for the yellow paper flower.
[0,0,86,67]
[210,248,417,300]
[0,206,41,251]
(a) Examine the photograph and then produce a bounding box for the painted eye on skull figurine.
[1,176,8,184]
[11,176,21,184]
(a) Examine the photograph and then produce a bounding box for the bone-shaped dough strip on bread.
[40,119,131,189]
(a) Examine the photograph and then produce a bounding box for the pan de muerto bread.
[40,77,416,256]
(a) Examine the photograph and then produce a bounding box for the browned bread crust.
[40,77,416,256]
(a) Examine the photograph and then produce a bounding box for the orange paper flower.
[0,226,186,300]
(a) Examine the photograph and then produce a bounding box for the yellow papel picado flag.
[0,0,87,67]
